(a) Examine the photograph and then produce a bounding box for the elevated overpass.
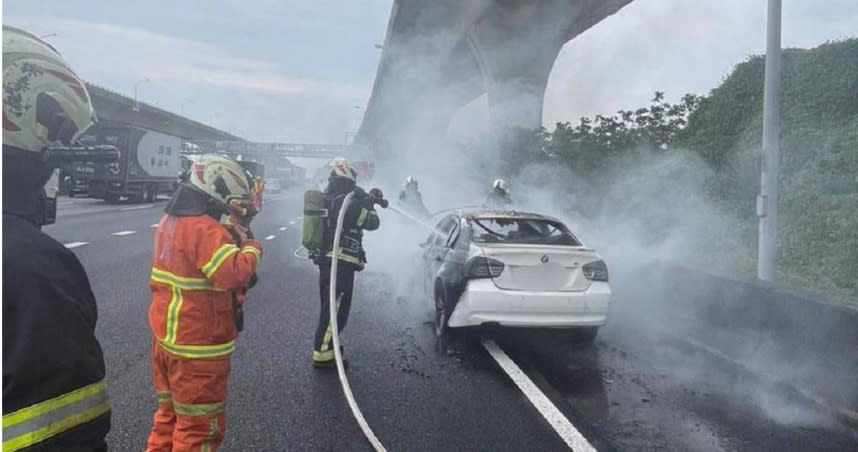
[356,0,634,156]
[86,82,241,141]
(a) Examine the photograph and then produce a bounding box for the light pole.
[133,78,150,112]
[757,0,782,282]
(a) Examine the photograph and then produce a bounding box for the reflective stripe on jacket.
[2,379,110,452]
[149,215,262,359]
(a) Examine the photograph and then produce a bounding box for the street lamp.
[133,78,150,112]
[757,0,782,282]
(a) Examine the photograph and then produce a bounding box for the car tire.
[574,327,599,343]
[145,185,156,203]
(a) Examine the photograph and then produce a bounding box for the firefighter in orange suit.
[145,154,263,452]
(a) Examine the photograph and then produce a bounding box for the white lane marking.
[64,242,89,249]
[289,220,296,225]
[119,205,154,211]
[279,226,288,231]
[150,224,159,228]
[482,339,596,452]
[293,246,309,259]
[112,230,137,236]
[264,235,276,241]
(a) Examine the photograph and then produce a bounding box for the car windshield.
[470,218,581,246]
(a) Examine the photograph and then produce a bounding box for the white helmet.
[3,25,96,153]
[329,157,356,181]
[493,179,508,192]
[404,176,417,189]
[187,154,256,217]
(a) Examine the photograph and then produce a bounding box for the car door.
[422,215,456,298]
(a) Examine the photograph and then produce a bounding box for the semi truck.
[68,125,181,202]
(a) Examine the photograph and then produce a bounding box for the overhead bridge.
[183,140,363,160]
[356,0,635,156]
[86,82,241,141]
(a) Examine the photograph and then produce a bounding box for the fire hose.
[329,191,387,451]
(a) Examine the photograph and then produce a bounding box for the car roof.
[429,208,563,225]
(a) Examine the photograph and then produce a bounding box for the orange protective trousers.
[146,342,231,452]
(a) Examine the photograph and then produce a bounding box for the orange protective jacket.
[148,214,262,360]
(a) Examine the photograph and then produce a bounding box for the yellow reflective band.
[312,350,334,362]
[201,419,220,452]
[240,246,261,260]
[151,268,221,291]
[319,294,342,353]
[173,401,225,418]
[202,244,240,278]
[156,392,172,405]
[356,208,369,227]
[3,380,110,452]
[164,286,183,345]
[325,250,364,267]
[157,340,235,359]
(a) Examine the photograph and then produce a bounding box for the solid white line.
[482,339,596,452]
[279,227,288,231]
[119,205,153,211]
[264,235,276,241]
[112,230,136,236]
[64,242,89,249]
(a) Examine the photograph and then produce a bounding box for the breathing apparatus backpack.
[302,189,327,257]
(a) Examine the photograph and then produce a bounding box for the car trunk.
[479,245,597,292]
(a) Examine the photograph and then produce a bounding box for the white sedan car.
[422,210,611,341]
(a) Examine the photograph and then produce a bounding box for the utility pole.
[757,0,782,282]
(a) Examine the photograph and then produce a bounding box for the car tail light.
[466,256,505,279]
[583,260,609,282]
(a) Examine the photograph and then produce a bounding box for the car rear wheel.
[573,326,599,343]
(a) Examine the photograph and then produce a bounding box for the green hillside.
[678,39,858,303]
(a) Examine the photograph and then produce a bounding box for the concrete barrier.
[614,261,858,416]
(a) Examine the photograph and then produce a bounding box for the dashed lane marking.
[289,221,296,225]
[119,205,154,211]
[482,339,596,452]
[112,230,137,236]
[64,242,89,249]
[151,224,159,228]
[264,235,276,241]
[279,227,288,231]
[293,246,309,259]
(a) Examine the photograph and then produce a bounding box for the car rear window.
[470,218,581,246]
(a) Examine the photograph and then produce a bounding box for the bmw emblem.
[541,255,549,264]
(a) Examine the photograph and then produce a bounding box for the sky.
[4,0,857,144]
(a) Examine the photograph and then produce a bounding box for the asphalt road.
[42,193,858,451]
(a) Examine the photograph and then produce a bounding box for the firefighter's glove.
[369,188,388,208]
[230,223,253,242]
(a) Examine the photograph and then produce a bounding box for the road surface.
[41,194,857,451]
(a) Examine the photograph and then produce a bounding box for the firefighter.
[398,176,430,219]
[2,26,111,451]
[483,178,513,209]
[312,158,383,368]
[145,154,263,452]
